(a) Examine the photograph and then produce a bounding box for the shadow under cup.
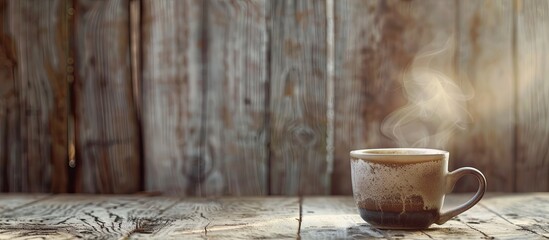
[350,148,486,230]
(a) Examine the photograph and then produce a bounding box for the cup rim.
[350,148,448,162]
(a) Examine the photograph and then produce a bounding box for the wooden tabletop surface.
[0,193,546,239]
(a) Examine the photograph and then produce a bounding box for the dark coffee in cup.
[358,193,440,229]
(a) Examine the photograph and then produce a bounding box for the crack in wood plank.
[200,211,211,236]
[420,230,434,239]
[456,217,494,239]
[297,195,303,239]
[378,230,393,240]
[204,221,210,236]
[122,198,182,239]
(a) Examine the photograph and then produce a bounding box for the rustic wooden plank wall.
[0,0,547,194]
[142,0,270,196]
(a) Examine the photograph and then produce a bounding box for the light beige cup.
[350,148,486,229]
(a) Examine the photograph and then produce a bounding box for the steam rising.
[381,40,473,149]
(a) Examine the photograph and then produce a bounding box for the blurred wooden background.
[0,0,547,195]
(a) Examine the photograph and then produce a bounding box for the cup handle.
[436,167,487,225]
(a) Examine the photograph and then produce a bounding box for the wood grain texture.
[130,197,299,239]
[128,198,213,239]
[204,0,268,195]
[203,197,299,239]
[129,0,141,119]
[0,195,178,239]
[300,197,386,239]
[451,0,515,192]
[0,0,69,192]
[0,0,19,193]
[0,195,546,238]
[269,0,329,195]
[333,0,379,195]
[141,0,204,195]
[516,0,549,191]
[480,193,549,238]
[1,0,548,195]
[0,194,49,213]
[437,194,546,239]
[74,0,140,193]
[332,0,457,194]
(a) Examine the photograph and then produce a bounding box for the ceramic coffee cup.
[350,148,486,229]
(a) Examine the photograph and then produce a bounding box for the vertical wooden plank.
[452,0,514,192]
[270,0,329,195]
[141,0,204,194]
[333,0,378,195]
[0,0,69,192]
[332,0,457,194]
[205,0,268,195]
[0,0,17,192]
[143,0,269,196]
[74,0,140,193]
[129,0,141,118]
[516,0,549,191]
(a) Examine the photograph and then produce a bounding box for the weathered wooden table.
[0,193,546,239]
